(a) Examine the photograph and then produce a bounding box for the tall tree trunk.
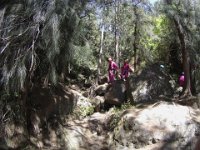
[115,35,119,66]
[133,6,138,71]
[97,23,104,83]
[165,0,192,97]
[173,17,192,97]
[114,0,119,66]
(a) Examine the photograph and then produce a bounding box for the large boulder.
[29,84,76,117]
[111,101,200,149]
[127,63,174,104]
[95,83,109,96]
[57,112,113,150]
[98,75,108,85]
[104,80,126,105]
[28,83,94,135]
[92,96,105,112]
[70,88,95,118]
[193,69,200,94]
[28,84,77,135]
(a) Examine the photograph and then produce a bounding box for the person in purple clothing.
[108,57,118,83]
[121,59,134,81]
[179,72,185,87]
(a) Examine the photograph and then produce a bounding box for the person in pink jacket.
[121,59,133,81]
[179,72,185,87]
[108,57,118,83]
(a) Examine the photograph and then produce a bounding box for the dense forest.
[1,0,200,149]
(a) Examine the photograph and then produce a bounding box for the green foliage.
[108,113,121,131]
[108,101,133,130]
[150,15,174,62]
[112,101,133,113]
[0,0,91,93]
[1,0,200,95]
[73,105,94,118]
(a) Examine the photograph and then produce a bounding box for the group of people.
[107,57,134,83]
[108,57,186,87]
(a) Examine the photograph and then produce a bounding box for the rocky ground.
[1,63,200,150]
[27,101,200,150]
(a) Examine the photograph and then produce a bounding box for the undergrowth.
[108,101,133,131]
